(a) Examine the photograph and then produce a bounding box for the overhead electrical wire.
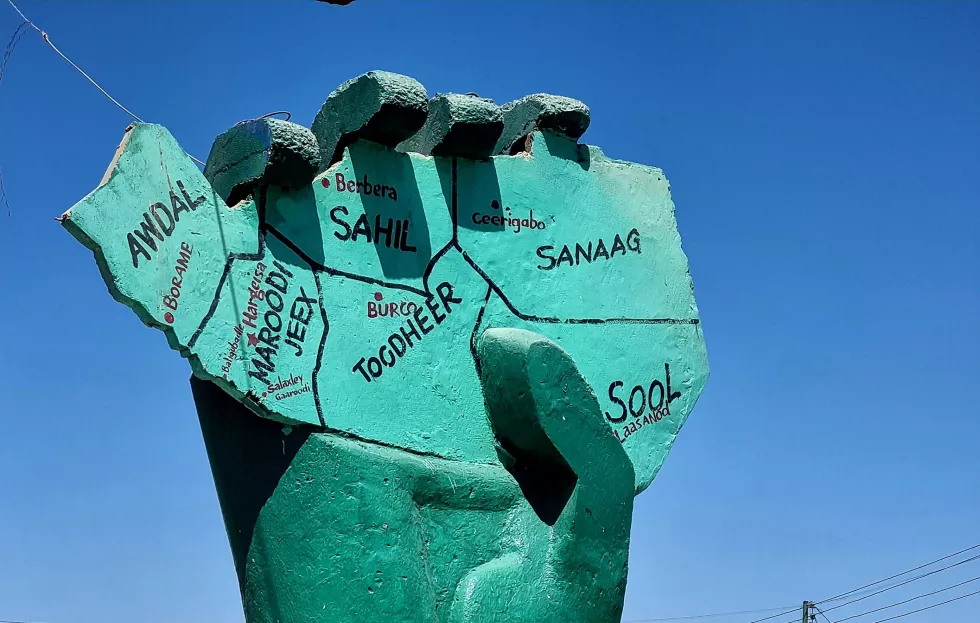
[0,21,27,100]
[624,605,800,622]
[625,543,980,623]
[0,19,28,215]
[828,575,980,623]
[741,605,804,623]
[864,587,980,623]
[751,544,980,623]
[819,553,980,613]
[769,610,814,623]
[3,0,206,166]
[812,605,834,623]
[815,542,980,605]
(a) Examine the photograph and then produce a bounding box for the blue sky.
[0,2,977,622]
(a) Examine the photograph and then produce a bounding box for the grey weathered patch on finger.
[204,119,320,205]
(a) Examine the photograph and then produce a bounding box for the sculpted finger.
[398,93,503,160]
[203,118,320,205]
[492,94,590,155]
[312,71,429,169]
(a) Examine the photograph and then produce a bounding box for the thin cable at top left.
[4,0,206,166]
[0,19,29,215]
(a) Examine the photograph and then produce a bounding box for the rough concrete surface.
[61,71,709,623]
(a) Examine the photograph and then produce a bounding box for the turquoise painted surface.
[63,79,709,620]
[193,326,636,623]
[62,120,707,491]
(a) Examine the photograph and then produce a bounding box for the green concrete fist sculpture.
[61,71,709,622]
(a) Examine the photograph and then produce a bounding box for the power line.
[815,542,980,605]
[820,553,980,613]
[0,20,26,93]
[812,606,833,623]
[6,0,143,122]
[742,606,804,623]
[766,610,811,623]
[830,575,980,623]
[3,0,206,166]
[625,606,800,622]
[750,546,980,623]
[0,18,28,216]
[865,587,980,623]
[611,544,980,623]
